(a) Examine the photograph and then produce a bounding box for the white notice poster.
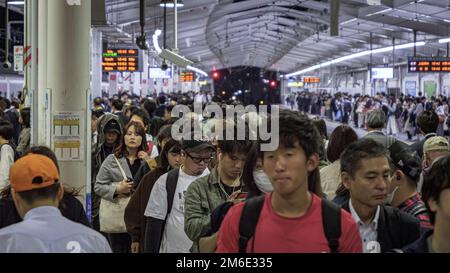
[52,112,83,161]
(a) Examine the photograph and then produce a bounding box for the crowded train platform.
[1,0,450,260]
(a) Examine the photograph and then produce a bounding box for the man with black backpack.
[216,110,362,253]
[144,136,214,253]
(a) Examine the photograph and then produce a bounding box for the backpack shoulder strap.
[165,168,180,218]
[321,199,342,253]
[238,195,265,253]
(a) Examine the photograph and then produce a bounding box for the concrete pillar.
[36,0,50,147]
[27,0,39,144]
[91,28,103,99]
[46,0,91,206]
[141,52,149,96]
[24,0,30,104]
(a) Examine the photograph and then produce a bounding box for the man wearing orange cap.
[0,154,111,253]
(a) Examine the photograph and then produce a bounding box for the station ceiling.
[5,0,450,74]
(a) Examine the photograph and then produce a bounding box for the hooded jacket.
[91,113,123,223]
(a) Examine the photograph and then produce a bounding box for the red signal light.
[270,80,277,88]
[213,72,219,79]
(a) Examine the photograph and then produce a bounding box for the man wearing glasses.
[144,136,214,253]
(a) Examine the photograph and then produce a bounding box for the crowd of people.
[0,90,449,253]
[286,91,450,140]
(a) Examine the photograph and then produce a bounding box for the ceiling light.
[160,0,184,8]
[286,41,426,77]
[439,38,450,44]
[8,1,24,5]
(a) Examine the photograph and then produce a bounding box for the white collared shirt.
[349,200,381,253]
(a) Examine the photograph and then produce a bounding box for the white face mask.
[384,186,399,205]
[253,170,273,193]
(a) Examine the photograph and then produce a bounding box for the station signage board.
[303,77,320,83]
[102,48,142,72]
[408,57,450,73]
[180,72,195,82]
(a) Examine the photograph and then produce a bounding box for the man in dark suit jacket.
[410,111,439,159]
[340,139,421,252]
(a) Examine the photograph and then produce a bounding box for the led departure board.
[303,77,320,83]
[102,49,142,72]
[408,57,450,73]
[180,72,195,82]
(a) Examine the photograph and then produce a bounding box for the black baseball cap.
[388,141,421,181]
[182,139,215,153]
[104,120,121,135]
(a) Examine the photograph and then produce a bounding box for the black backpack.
[164,168,180,222]
[238,196,342,253]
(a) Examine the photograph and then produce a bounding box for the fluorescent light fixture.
[8,1,24,4]
[439,38,450,44]
[160,0,184,8]
[340,18,357,25]
[286,41,426,77]
[152,29,162,53]
[186,65,208,77]
[366,8,392,17]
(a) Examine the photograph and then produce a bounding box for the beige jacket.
[320,160,342,200]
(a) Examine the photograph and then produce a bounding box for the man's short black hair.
[0,119,14,140]
[217,125,253,156]
[340,138,388,178]
[142,99,157,115]
[416,111,439,135]
[131,108,150,127]
[260,110,321,157]
[422,154,450,225]
[111,99,124,111]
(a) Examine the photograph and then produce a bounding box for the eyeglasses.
[184,151,213,164]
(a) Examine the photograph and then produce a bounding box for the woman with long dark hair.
[95,121,147,253]
[16,107,31,155]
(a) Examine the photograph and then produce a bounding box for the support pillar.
[46,0,91,207]
[91,28,103,99]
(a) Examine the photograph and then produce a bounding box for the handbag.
[99,156,131,233]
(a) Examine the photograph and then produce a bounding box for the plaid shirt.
[398,193,433,230]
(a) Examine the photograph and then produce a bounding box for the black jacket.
[0,194,90,229]
[342,202,421,252]
[401,229,433,253]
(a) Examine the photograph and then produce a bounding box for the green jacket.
[184,167,233,253]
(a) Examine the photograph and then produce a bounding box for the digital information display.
[180,72,195,82]
[102,49,142,72]
[303,77,320,83]
[408,57,450,73]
